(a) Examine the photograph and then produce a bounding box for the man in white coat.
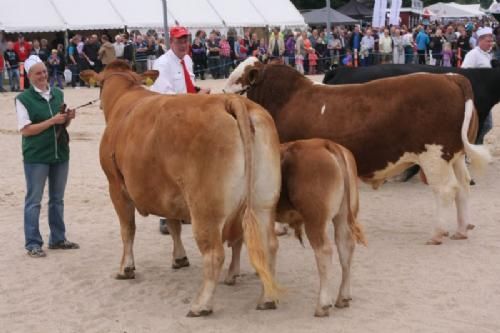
[151,26,209,234]
[462,27,495,144]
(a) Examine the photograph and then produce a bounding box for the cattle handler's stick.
[55,98,100,143]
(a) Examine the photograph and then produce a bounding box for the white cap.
[24,55,43,73]
[477,27,493,38]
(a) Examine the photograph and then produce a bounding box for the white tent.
[108,0,175,29]
[163,0,222,28]
[251,0,307,27]
[207,0,268,27]
[0,0,65,32]
[51,0,124,30]
[0,0,306,32]
[426,2,484,18]
[448,3,484,17]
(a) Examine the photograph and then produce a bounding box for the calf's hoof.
[450,232,468,240]
[172,257,190,269]
[425,239,443,245]
[224,275,239,286]
[335,299,350,308]
[115,266,135,279]
[186,309,213,317]
[274,224,288,236]
[314,305,332,317]
[256,301,277,310]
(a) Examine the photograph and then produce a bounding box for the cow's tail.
[461,100,491,175]
[326,142,367,246]
[228,97,280,301]
[450,74,492,175]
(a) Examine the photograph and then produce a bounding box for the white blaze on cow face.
[223,57,259,94]
[321,104,326,115]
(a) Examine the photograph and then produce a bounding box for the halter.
[229,64,268,95]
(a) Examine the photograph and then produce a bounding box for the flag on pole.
[372,0,388,28]
[389,0,402,26]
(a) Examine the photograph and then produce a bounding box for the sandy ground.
[1,76,500,333]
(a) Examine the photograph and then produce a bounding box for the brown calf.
[225,139,366,317]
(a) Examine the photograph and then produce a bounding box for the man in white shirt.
[462,27,495,143]
[150,26,209,234]
[150,26,210,94]
[461,27,494,69]
[113,35,125,59]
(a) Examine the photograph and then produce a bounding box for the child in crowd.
[295,51,304,74]
[308,49,318,75]
[47,49,64,89]
[258,38,268,63]
[342,49,353,67]
[442,42,453,67]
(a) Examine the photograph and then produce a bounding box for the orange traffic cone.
[19,62,25,91]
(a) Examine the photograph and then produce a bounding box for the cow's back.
[100,94,280,220]
[277,74,469,178]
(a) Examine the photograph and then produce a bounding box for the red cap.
[170,26,189,39]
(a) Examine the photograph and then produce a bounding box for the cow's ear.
[142,70,159,86]
[248,68,260,85]
[79,69,98,85]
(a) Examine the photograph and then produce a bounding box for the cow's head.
[223,57,263,94]
[79,60,159,87]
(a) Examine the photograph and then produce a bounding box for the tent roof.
[0,0,66,32]
[337,0,372,18]
[426,2,484,18]
[207,0,267,27]
[0,0,305,32]
[250,0,307,27]
[302,7,358,25]
[163,0,222,28]
[108,0,173,29]
[51,0,124,30]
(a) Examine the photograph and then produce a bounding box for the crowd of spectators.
[0,20,498,92]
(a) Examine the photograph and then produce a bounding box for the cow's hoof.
[172,257,190,269]
[314,305,332,317]
[256,301,277,310]
[274,225,288,236]
[224,275,238,286]
[186,309,213,317]
[425,239,443,245]
[335,299,350,308]
[450,232,468,240]
[467,224,475,230]
[115,266,135,279]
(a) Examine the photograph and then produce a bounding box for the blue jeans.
[0,68,5,90]
[8,68,20,91]
[24,161,69,250]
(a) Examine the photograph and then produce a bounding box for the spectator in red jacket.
[14,34,31,62]
[13,34,31,88]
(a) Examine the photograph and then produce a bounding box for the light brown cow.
[81,61,282,316]
[225,138,367,317]
[224,57,491,245]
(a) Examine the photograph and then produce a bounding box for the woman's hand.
[66,109,76,120]
[52,112,67,125]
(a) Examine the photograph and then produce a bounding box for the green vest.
[16,86,69,164]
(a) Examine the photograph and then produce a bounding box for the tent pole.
[326,0,332,35]
[161,0,170,50]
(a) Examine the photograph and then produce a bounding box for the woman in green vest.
[15,55,79,258]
